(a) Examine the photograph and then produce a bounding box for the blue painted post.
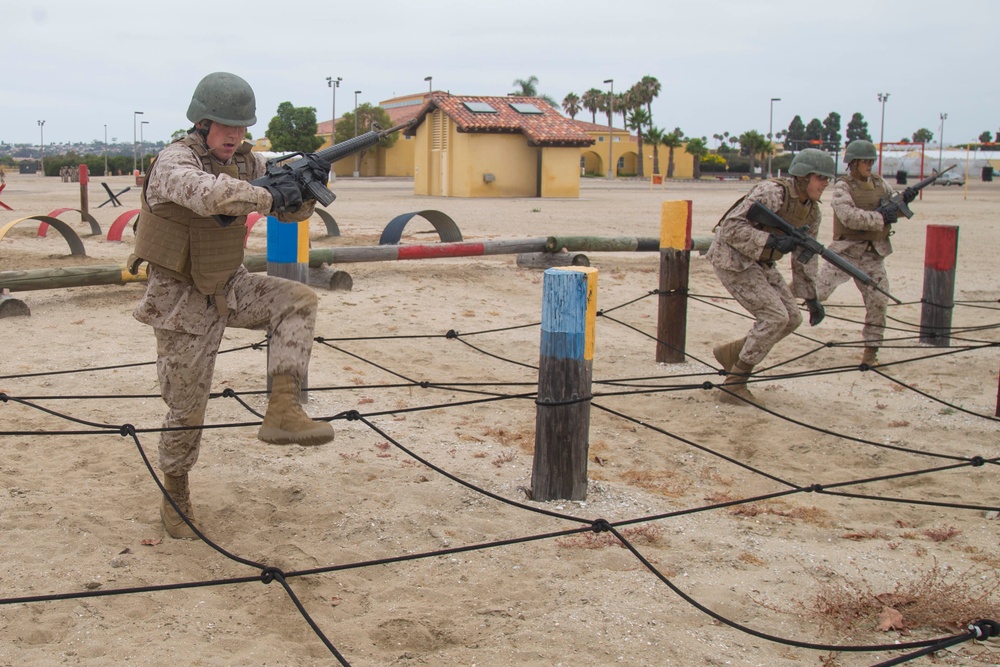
[531,266,598,501]
[266,216,310,400]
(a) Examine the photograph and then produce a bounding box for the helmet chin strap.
[193,120,211,141]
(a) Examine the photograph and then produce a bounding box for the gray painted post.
[919,225,959,347]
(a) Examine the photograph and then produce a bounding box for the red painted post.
[78,164,89,223]
[919,225,959,347]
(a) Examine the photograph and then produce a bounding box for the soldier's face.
[205,122,247,162]
[806,174,830,201]
[855,159,874,179]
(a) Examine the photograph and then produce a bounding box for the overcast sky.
[5,0,997,150]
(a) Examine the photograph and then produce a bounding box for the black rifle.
[879,163,956,219]
[747,202,902,305]
[215,119,414,226]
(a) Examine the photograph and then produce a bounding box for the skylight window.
[509,103,543,114]
[464,102,497,114]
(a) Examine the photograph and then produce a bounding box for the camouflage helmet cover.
[186,72,257,127]
[844,140,878,163]
[788,148,836,179]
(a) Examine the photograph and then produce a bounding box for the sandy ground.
[0,170,998,667]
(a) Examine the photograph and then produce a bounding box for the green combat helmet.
[788,148,835,179]
[186,72,257,127]
[844,140,878,163]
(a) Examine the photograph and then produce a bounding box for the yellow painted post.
[656,200,692,363]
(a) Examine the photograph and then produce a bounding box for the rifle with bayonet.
[746,202,902,305]
[215,119,414,226]
[877,164,956,220]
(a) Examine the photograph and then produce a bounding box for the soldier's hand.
[304,153,332,187]
[902,186,919,203]
[805,298,825,326]
[265,172,304,213]
[876,203,899,225]
[765,234,797,254]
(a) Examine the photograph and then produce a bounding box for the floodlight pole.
[877,92,890,176]
[768,97,781,177]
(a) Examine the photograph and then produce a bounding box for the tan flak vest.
[832,173,891,243]
[128,134,255,315]
[717,178,820,263]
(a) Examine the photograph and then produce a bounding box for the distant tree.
[170,129,187,142]
[823,112,842,148]
[645,126,665,175]
[632,75,661,126]
[627,107,650,178]
[267,102,324,153]
[738,129,769,174]
[511,75,558,108]
[846,112,871,142]
[785,116,806,150]
[335,103,397,170]
[712,133,725,149]
[912,128,934,144]
[562,92,581,119]
[581,88,603,123]
[684,136,709,180]
[804,118,824,142]
[660,127,685,178]
[616,92,629,130]
[898,137,911,144]
[979,131,994,144]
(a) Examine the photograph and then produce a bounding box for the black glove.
[902,186,918,203]
[765,234,797,254]
[805,298,825,326]
[304,153,332,187]
[265,171,304,213]
[876,203,899,225]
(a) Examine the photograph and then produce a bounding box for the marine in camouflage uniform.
[814,140,917,367]
[128,72,335,539]
[707,149,835,405]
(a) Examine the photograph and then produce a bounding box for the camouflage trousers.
[143,267,318,475]
[713,262,802,367]
[815,244,889,346]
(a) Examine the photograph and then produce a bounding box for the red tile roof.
[406,94,594,147]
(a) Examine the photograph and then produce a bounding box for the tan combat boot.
[713,337,746,373]
[258,374,335,446]
[719,360,755,406]
[861,347,880,367]
[161,472,199,540]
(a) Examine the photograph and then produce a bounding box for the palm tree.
[562,92,581,119]
[581,88,603,124]
[738,130,769,175]
[684,136,709,180]
[660,127,685,178]
[645,126,665,175]
[511,75,539,96]
[636,75,661,126]
[616,92,629,132]
[627,107,650,178]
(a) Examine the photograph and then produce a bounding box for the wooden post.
[656,200,692,363]
[266,216,310,400]
[919,225,959,347]
[531,266,598,501]
[78,164,89,223]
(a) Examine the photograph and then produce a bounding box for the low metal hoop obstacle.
[0,216,86,256]
[106,209,141,242]
[37,208,102,237]
[378,210,462,245]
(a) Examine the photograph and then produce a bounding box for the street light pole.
[424,76,432,94]
[104,124,109,176]
[353,90,362,177]
[37,120,45,176]
[140,120,149,174]
[877,92,890,176]
[938,112,948,172]
[768,97,781,178]
[133,111,144,175]
[326,76,342,182]
[604,79,614,179]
